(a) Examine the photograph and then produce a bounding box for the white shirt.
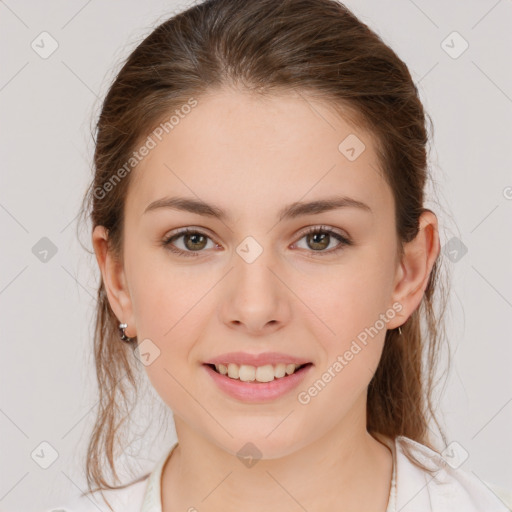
[47,435,512,512]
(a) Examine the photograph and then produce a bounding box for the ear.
[387,210,440,329]
[92,225,137,338]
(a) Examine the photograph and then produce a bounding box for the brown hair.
[77,0,451,505]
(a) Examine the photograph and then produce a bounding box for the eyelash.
[162,225,352,258]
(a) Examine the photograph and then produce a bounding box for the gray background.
[1,0,511,510]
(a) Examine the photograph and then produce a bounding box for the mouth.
[204,362,313,383]
[202,361,314,402]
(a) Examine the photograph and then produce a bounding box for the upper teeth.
[215,363,301,382]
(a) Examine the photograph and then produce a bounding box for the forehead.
[126,88,392,223]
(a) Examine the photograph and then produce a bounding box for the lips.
[204,351,312,367]
[203,361,313,402]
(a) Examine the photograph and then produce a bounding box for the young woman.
[48,0,511,511]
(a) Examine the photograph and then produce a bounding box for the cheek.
[127,256,215,393]
[301,251,395,379]
[127,246,207,337]
[305,265,392,341]
[298,272,390,417]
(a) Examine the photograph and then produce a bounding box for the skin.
[93,87,440,512]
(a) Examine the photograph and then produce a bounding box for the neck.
[161,413,393,512]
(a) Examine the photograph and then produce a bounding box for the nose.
[219,244,291,335]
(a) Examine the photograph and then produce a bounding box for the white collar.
[139,436,510,512]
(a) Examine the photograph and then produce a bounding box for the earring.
[119,322,136,343]
[398,326,402,336]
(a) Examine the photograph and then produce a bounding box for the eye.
[162,225,352,258]
[162,228,218,257]
[293,225,352,256]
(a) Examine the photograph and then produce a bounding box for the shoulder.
[43,477,149,512]
[45,443,178,512]
[394,435,512,512]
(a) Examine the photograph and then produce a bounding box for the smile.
[203,362,313,402]
[209,362,311,382]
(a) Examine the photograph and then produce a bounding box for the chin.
[212,426,307,461]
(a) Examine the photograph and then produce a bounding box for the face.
[93,87,437,459]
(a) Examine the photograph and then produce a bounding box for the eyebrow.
[143,195,372,221]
